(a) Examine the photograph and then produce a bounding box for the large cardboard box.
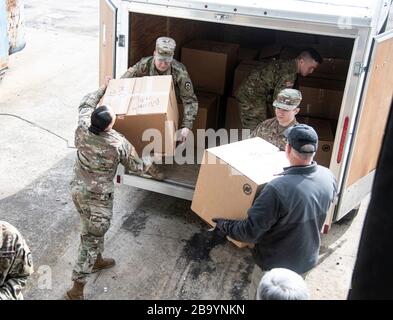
[191,138,289,247]
[299,76,346,91]
[101,76,179,156]
[298,77,344,120]
[178,91,219,139]
[181,40,239,95]
[232,60,264,96]
[310,58,350,81]
[297,116,334,167]
[238,47,259,62]
[225,97,242,130]
[298,86,343,120]
[258,44,282,59]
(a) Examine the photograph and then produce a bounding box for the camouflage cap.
[155,37,176,62]
[273,88,302,110]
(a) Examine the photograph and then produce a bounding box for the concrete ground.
[0,0,371,300]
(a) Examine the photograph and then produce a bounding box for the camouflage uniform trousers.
[238,99,268,132]
[237,87,273,132]
[71,185,114,284]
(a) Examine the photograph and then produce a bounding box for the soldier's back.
[73,127,125,194]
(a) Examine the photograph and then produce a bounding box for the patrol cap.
[284,124,318,153]
[273,89,302,110]
[155,37,176,62]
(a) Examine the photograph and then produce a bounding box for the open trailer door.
[335,29,393,221]
[99,0,117,85]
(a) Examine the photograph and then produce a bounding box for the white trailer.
[99,0,393,232]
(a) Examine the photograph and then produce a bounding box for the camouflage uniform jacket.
[236,59,298,106]
[250,117,299,151]
[0,221,33,300]
[72,87,149,194]
[121,56,198,129]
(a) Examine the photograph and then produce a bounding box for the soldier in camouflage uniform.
[66,78,163,300]
[121,37,198,142]
[0,221,33,300]
[250,89,302,151]
[236,48,322,131]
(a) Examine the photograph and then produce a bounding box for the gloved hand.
[212,218,229,235]
[147,163,165,181]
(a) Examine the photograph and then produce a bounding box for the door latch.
[353,62,366,76]
[118,34,125,47]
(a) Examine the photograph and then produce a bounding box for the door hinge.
[118,34,125,47]
[354,62,367,76]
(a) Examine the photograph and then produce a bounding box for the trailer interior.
[124,12,355,188]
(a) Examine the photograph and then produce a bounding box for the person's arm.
[0,239,33,300]
[214,184,283,243]
[249,121,265,139]
[273,62,297,100]
[177,70,198,131]
[78,76,111,127]
[118,138,149,175]
[120,59,143,78]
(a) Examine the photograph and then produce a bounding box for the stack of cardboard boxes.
[180,40,240,145]
[297,56,349,167]
[102,40,348,168]
[225,60,264,131]
[223,43,349,168]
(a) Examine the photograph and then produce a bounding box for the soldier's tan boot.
[66,281,85,300]
[148,164,165,181]
[91,253,116,273]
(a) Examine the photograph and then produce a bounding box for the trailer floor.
[0,0,373,300]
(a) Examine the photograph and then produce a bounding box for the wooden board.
[99,0,116,85]
[346,33,393,188]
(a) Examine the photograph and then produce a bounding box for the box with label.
[101,76,179,156]
[191,138,289,247]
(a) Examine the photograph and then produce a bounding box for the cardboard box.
[310,58,350,81]
[181,40,239,95]
[178,91,219,138]
[238,47,259,62]
[191,138,289,247]
[297,117,334,167]
[275,32,318,46]
[258,44,282,59]
[232,60,264,96]
[298,76,346,91]
[101,76,179,156]
[225,97,242,130]
[298,85,343,120]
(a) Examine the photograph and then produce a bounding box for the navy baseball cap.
[284,124,318,153]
